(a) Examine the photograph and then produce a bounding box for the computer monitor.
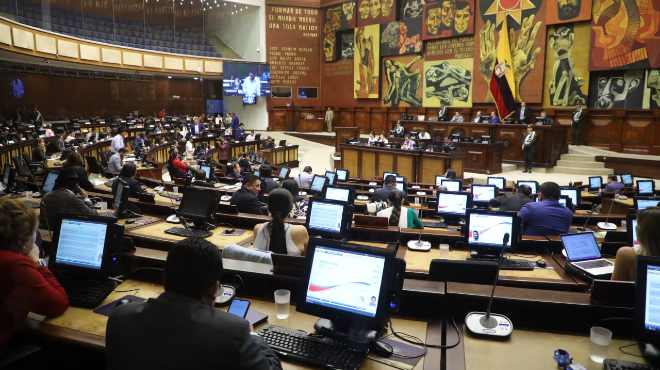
[620,174,634,187]
[441,179,462,192]
[113,179,130,218]
[589,176,603,191]
[310,175,328,194]
[516,180,539,195]
[637,180,655,195]
[560,188,580,208]
[466,209,519,254]
[177,186,219,226]
[436,191,472,217]
[627,214,639,248]
[278,166,290,180]
[634,197,660,211]
[305,200,352,239]
[487,177,506,190]
[324,186,353,204]
[395,176,404,183]
[52,215,114,273]
[471,184,497,205]
[559,195,574,211]
[634,256,660,347]
[395,182,405,192]
[42,170,59,194]
[383,172,397,180]
[296,238,396,332]
[325,171,337,186]
[336,169,349,182]
[199,164,212,180]
[435,176,447,187]
[2,166,14,189]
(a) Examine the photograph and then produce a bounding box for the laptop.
[560,232,614,278]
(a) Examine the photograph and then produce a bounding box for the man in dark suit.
[522,124,538,173]
[571,105,585,145]
[258,164,280,198]
[106,237,282,370]
[372,175,403,202]
[490,184,532,212]
[517,102,530,124]
[230,174,267,214]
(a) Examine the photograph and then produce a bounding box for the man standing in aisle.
[111,129,125,153]
[324,107,334,132]
[572,105,585,145]
[521,124,537,173]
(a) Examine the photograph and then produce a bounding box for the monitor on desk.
[560,188,580,208]
[620,174,634,187]
[310,175,328,194]
[177,186,219,226]
[516,180,539,195]
[41,170,59,194]
[441,179,462,192]
[435,176,446,187]
[471,184,497,205]
[278,166,290,180]
[199,164,212,180]
[487,177,506,190]
[637,180,655,196]
[559,195,574,211]
[395,182,405,192]
[383,172,398,180]
[634,197,660,211]
[324,186,353,204]
[305,200,353,239]
[325,171,337,186]
[589,176,603,191]
[336,169,349,182]
[2,166,14,189]
[466,209,519,253]
[52,215,114,274]
[634,256,660,349]
[436,191,471,217]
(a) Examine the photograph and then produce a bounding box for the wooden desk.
[457,142,503,174]
[33,280,431,369]
[125,221,254,247]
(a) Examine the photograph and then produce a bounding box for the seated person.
[237,153,251,172]
[393,121,405,137]
[108,148,126,176]
[31,138,46,163]
[112,162,145,197]
[245,131,256,142]
[489,111,500,124]
[538,111,553,125]
[372,175,402,202]
[226,162,242,180]
[418,129,431,140]
[450,112,464,123]
[63,152,94,192]
[367,130,378,144]
[604,175,624,194]
[185,140,195,159]
[401,135,416,150]
[253,189,309,256]
[281,179,307,217]
[376,133,389,144]
[518,182,572,236]
[230,174,267,215]
[0,198,69,349]
[40,167,98,231]
[612,207,660,281]
[167,149,189,178]
[258,165,280,196]
[472,111,483,123]
[295,166,314,189]
[106,237,282,370]
[377,190,423,229]
[490,184,532,212]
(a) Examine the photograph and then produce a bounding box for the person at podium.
[401,135,416,150]
[418,129,431,140]
[438,106,448,121]
[472,111,483,123]
[393,121,405,137]
[517,102,530,124]
[488,111,500,124]
[450,112,464,123]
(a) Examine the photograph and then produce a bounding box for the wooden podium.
[334,126,360,152]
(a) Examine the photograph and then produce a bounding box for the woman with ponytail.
[253,188,309,256]
[377,190,423,229]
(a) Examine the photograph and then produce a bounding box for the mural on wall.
[589,69,645,110]
[422,0,475,39]
[473,0,546,103]
[399,0,424,19]
[423,58,473,107]
[354,24,381,98]
[324,2,356,62]
[643,69,660,109]
[357,0,396,26]
[591,0,660,70]
[543,23,590,107]
[338,31,355,59]
[546,0,592,25]
[382,55,423,106]
[380,19,422,56]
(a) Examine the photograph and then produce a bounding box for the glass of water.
[589,326,612,364]
[274,289,291,320]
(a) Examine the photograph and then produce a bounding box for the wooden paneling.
[371,109,387,134]
[397,154,415,180]
[354,110,370,132]
[342,148,359,177]
[419,157,446,184]
[362,151,376,179]
[337,110,354,126]
[377,152,395,177]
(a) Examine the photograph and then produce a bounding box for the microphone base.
[465,312,513,339]
[597,222,617,231]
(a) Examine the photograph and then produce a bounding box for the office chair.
[85,156,104,174]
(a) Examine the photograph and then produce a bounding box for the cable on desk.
[619,342,644,358]
[388,317,462,350]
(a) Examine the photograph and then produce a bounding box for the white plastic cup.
[24,191,32,200]
[274,289,291,320]
[173,186,179,194]
[589,326,612,364]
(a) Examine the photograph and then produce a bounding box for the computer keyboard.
[578,259,612,269]
[422,221,447,229]
[468,257,536,270]
[58,276,117,309]
[164,226,212,238]
[603,359,659,370]
[258,325,366,370]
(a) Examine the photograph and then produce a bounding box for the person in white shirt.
[185,140,195,159]
[111,131,125,153]
[418,130,431,140]
[108,148,125,175]
[245,131,256,142]
[450,112,464,123]
[253,189,309,256]
[368,130,378,144]
[377,133,389,144]
[393,122,405,137]
[44,125,55,137]
[242,73,261,104]
[324,107,334,132]
[472,111,483,123]
[295,166,314,189]
[521,125,537,173]
[65,132,76,143]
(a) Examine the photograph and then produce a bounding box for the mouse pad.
[368,338,424,370]
[93,295,146,316]
[223,229,246,236]
[246,309,268,327]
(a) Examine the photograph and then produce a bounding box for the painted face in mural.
[381,0,393,17]
[648,70,660,108]
[440,0,455,28]
[359,0,370,19]
[596,76,641,109]
[342,2,355,20]
[549,26,574,58]
[370,0,382,18]
[324,35,335,60]
[403,0,424,18]
[426,7,441,35]
[558,0,580,20]
[454,1,471,34]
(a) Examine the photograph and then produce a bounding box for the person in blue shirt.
[603,175,624,194]
[488,111,500,124]
[518,182,572,236]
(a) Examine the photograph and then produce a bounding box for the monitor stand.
[313,318,379,349]
[640,342,660,366]
[164,219,214,238]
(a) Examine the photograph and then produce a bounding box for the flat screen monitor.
[435,176,447,187]
[395,182,405,192]
[559,195,573,211]
[487,177,505,190]
[436,191,471,217]
[278,166,290,179]
[637,180,655,195]
[199,165,212,180]
[467,209,519,250]
[54,217,109,271]
[634,256,660,345]
[177,187,219,223]
[42,171,59,193]
[222,62,271,104]
[441,179,462,192]
[627,214,639,248]
[2,166,11,185]
[589,176,603,190]
[336,169,349,182]
[310,175,328,194]
[305,200,351,238]
[395,176,404,183]
[325,187,351,203]
[471,184,496,204]
[516,181,539,195]
[634,197,660,211]
[560,188,580,207]
[325,171,337,186]
[383,172,397,181]
[621,174,634,186]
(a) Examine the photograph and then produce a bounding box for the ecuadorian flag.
[489,23,517,120]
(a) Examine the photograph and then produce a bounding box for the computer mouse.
[370,340,393,357]
[536,259,547,268]
[224,229,235,234]
[116,298,130,307]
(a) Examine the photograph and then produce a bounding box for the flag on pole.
[489,22,517,120]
